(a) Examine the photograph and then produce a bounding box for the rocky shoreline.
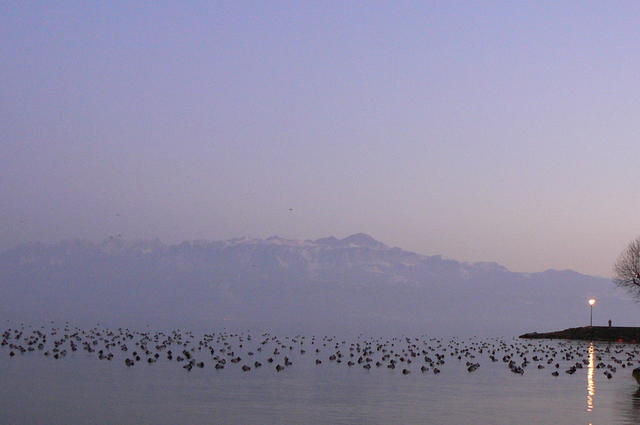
[520,326,640,343]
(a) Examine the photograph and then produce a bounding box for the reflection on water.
[630,388,640,420]
[617,388,640,425]
[631,389,640,411]
[587,342,595,413]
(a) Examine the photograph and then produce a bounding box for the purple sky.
[2,1,640,277]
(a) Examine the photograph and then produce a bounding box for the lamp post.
[588,299,596,327]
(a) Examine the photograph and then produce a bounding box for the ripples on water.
[2,324,640,425]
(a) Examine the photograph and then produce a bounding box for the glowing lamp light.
[588,298,596,326]
[588,299,596,306]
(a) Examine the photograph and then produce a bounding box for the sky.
[2,1,640,277]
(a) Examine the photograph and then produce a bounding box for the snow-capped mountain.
[0,234,634,335]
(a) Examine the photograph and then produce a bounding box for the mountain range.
[1,233,636,335]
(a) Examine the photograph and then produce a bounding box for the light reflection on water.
[587,342,595,413]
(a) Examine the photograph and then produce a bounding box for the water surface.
[2,333,640,425]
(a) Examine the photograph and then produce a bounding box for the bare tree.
[614,237,640,300]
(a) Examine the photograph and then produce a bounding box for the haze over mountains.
[1,233,636,336]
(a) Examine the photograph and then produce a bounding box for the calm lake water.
[2,330,640,425]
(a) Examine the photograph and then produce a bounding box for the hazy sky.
[2,1,640,277]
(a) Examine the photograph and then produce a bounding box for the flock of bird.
[2,323,640,380]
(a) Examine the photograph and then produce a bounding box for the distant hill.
[0,234,636,335]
